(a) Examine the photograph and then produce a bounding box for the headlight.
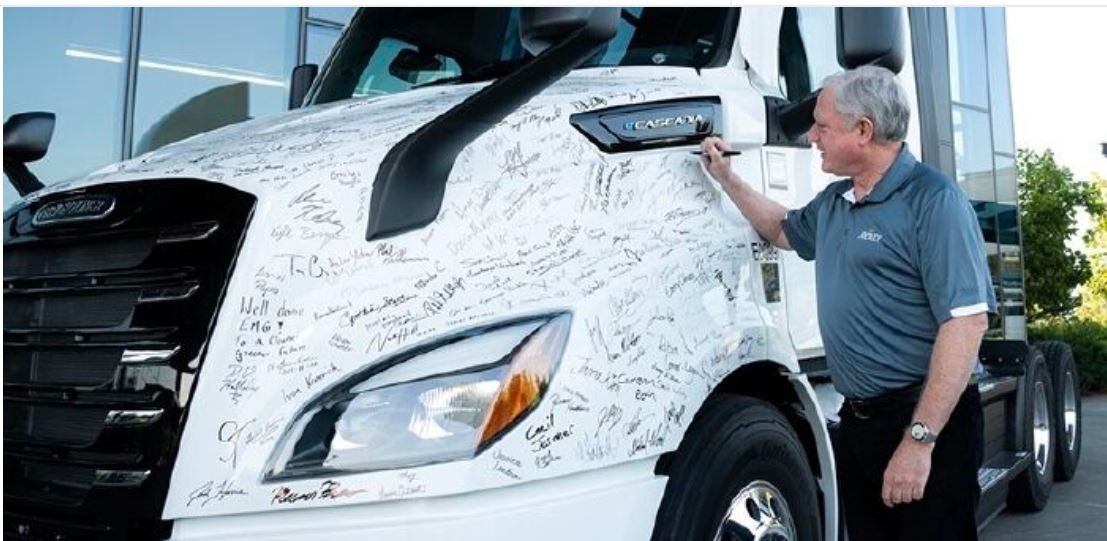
[264,313,571,481]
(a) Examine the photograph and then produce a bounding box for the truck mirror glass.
[836,7,906,74]
[388,49,443,84]
[289,63,319,110]
[4,111,55,164]
[520,7,596,55]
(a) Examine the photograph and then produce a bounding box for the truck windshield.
[310,7,731,105]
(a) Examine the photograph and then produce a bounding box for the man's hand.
[882,438,933,507]
[699,136,741,189]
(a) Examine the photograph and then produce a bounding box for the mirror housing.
[836,7,906,74]
[520,7,598,56]
[4,112,55,164]
[4,112,55,196]
[388,49,443,84]
[289,63,319,109]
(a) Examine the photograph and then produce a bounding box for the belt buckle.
[849,400,871,420]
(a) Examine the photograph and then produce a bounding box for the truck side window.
[353,37,461,97]
[778,7,838,101]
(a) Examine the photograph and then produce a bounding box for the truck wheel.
[651,395,820,541]
[1037,340,1082,481]
[1007,347,1055,511]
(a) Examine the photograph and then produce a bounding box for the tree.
[1078,173,1107,322]
[1018,149,1104,320]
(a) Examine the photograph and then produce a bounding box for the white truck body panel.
[29,68,804,520]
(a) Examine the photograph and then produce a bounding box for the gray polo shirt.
[783,145,997,399]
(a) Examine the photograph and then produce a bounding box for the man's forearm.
[719,172,790,248]
[912,313,989,435]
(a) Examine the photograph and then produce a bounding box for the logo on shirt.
[857,229,883,243]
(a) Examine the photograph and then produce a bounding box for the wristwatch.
[907,421,938,444]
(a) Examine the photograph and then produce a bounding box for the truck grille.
[3,180,254,541]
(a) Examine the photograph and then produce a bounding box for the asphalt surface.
[983,394,1107,541]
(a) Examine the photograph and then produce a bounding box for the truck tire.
[1006,347,1055,511]
[651,395,820,541]
[1037,340,1082,481]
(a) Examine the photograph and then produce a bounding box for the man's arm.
[882,312,989,507]
[913,312,989,434]
[700,137,792,250]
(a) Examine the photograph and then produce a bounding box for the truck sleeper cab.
[2,7,1081,541]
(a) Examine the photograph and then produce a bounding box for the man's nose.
[807,127,818,142]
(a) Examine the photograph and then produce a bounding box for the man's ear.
[856,117,875,145]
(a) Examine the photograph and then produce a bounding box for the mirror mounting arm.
[4,160,45,197]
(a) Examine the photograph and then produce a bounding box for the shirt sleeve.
[917,187,998,325]
[782,186,829,262]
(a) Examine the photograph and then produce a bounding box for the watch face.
[910,423,926,440]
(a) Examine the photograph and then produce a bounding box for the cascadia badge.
[32,194,116,226]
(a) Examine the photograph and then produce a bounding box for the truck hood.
[31,68,703,200]
[26,68,755,519]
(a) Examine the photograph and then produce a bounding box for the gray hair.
[821,65,910,143]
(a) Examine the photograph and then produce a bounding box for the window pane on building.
[3,7,128,208]
[132,8,297,155]
[947,7,988,109]
[952,106,996,201]
[306,24,341,66]
[308,7,355,26]
[995,153,1017,204]
[985,8,1016,154]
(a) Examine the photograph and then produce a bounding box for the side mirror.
[836,7,906,74]
[520,7,598,55]
[289,63,319,110]
[4,112,55,164]
[388,49,443,84]
[3,112,55,196]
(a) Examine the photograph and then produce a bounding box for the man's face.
[808,87,866,177]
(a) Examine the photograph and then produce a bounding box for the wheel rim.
[1064,371,1078,452]
[714,480,797,541]
[1033,380,1052,477]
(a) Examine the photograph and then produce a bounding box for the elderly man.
[700,65,995,540]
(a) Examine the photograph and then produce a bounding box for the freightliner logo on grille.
[32,195,116,226]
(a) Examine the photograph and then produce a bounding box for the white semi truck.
[3,7,1083,541]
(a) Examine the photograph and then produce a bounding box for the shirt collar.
[838,143,917,204]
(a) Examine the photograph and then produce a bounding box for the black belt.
[844,383,924,420]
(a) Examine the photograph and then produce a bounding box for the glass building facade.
[2,7,355,207]
[3,7,1022,338]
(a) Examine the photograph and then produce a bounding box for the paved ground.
[983,394,1107,541]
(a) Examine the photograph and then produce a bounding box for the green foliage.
[1030,319,1107,393]
[1077,173,1107,322]
[1018,149,1105,319]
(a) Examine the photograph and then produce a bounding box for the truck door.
[737,7,923,358]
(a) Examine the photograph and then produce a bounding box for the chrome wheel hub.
[1063,371,1078,452]
[1033,380,1052,476]
[714,480,797,541]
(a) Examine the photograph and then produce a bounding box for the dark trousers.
[835,385,983,541]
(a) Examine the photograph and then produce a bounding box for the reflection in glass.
[947,7,988,108]
[952,107,996,201]
[972,203,1004,338]
[306,24,341,67]
[132,8,297,155]
[985,9,1015,154]
[778,7,838,101]
[1001,242,1026,340]
[995,154,1017,205]
[3,8,129,209]
[308,7,356,25]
